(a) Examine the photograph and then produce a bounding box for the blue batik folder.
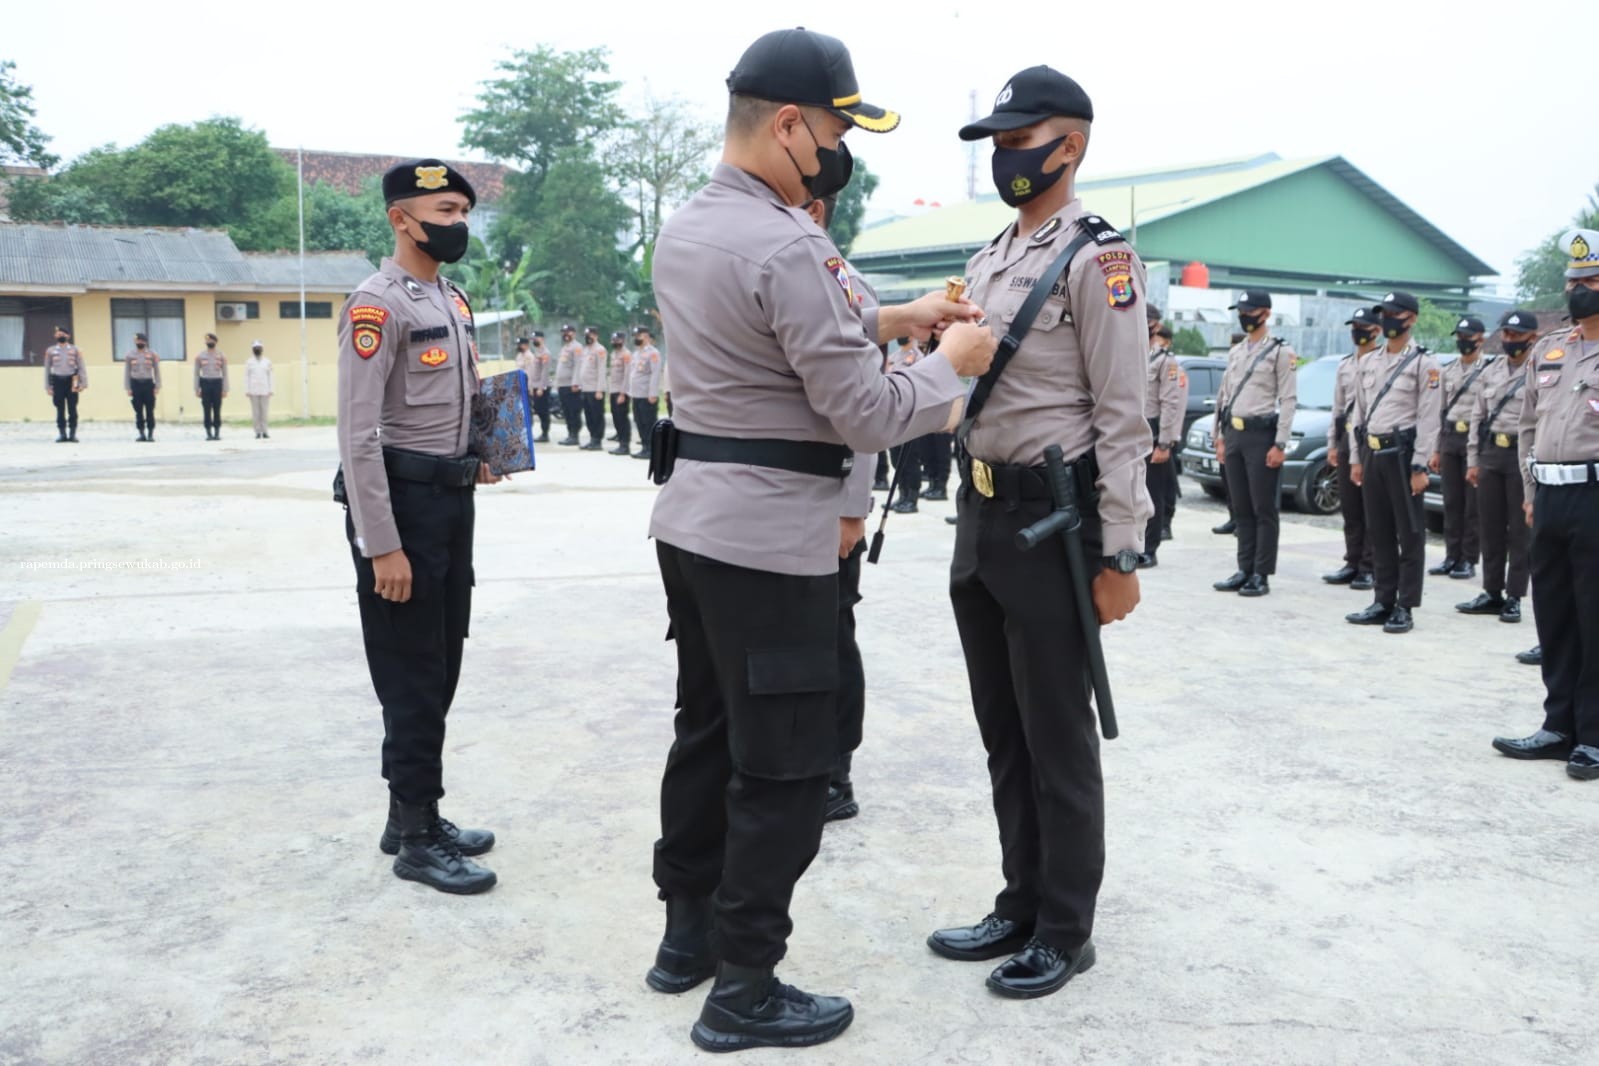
[470,369,536,475]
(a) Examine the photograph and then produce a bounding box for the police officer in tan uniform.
[336,158,502,894]
[1493,229,1599,780]
[1141,320,1186,567]
[44,326,86,443]
[554,325,582,445]
[124,332,161,442]
[926,65,1149,1002]
[1346,291,1442,634]
[644,29,993,1051]
[1212,291,1297,596]
[629,325,663,459]
[1324,307,1382,589]
[194,333,229,441]
[526,332,553,442]
[1430,314,1491,579]
[244,341,273,438]
[578,326,607,449]
[1459,309,1539,624]
[606,330,633,454]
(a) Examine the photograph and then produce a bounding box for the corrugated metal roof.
[242,251,375,290]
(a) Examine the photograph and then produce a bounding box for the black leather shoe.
[56,432,68,443]
[1492,729,1572,760]
[609,444,631,455]
[691,964,853,1053]
[379,796,493,857]
[1449,561,1477,580]
[1568,746,1599,781]
[922,487,949,501]
[535,432,550,443]
[390,802,497,894]
[823,781,858,823]
[1383,605,1414,633]
[1162,525,1174,541]
[1350,572,1374,591]
[872,478,889,491]
[1428,557,1458,576]
[1213,570,1248,592]
[890,498,918,514]
[1456,591,1504,615]
[1516,645,1542,666]
[1212,519,1236,535]
[927,914,1035,961]
[1499,597,1522,623]
[557,435,579,446]
[944,515,959,525]
[633,449,651,460]
[646,895,716,994]
[986,937,1096,1000]
[1322,565,1357,585]
[1347,602,1393,626]
[581,441,604,451]
[1239,574,1270,597]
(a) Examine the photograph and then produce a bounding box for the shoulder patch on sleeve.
[1094,249,1133,277]
[349,305,390,326]
[1104,270,1138,311]
[1078,215,1126,246]
[1426,368,1441,389]
[823,257,856,305]
[1168,365,1180,381]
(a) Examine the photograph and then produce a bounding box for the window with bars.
[111,298,186,361]
[279,301,332,319]
[0,296,74,366]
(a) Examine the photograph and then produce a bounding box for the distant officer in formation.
[43,325,86,443]
[1212,291,1297,597]
[887,340,928,513]
[928,64,1147,1004]
[526,332,553,442]
[336,158,502,894]
[1142,316,1186,567]
[1493,229,1599,781]
[1323,307,1381,589]
[577,326,607,450]
[124,331,161,442]
[194,332,229,441]
[1430,315,1490,580]
[1458,310,1538,624]
[629,324,663,460]
[555,324,582,445]
[244,340,273,439]
[607,330,633,455]
[1346,291,1441,635]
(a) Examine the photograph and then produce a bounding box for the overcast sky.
[11,1,1596,292]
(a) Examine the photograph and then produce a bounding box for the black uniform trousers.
[653,542,837,969]
[874,451,890,484]
[1477,445,1529,598]
[921,433,954,493]
[129,379,156,434]
[1361,445,1425,609]
[610,392,631,447]
[1439,437,1479,564]
[345,477,474,805]
[633,397,657,457]
[582,392,606,443]
[1333,419,1372,573]
[949,483,1105,953]
[1531,481,1599,744]
[199,377,223,435]
[892,439,924,500]
[835,540,866,768]
[49,374,78,435]
[560,387,582,438]
[1143,418,1177,554]
[531,389,552,437]
[1221,425,1281,575]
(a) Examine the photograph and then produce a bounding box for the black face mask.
[1381,314,1410,339]
[206,340,216,348]
[1455,337,1479,355]
[992,136,1068,208]
[1239,311,1266,332]
[1569,285,1599,322]
[136,342,146,349]
[1351,327,1378,346]
[402,212,470,264]
[252,350,263,356]
[1503,340,1531,359]
[786,116,854,202]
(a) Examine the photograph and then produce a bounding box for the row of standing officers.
[514,325,665,456]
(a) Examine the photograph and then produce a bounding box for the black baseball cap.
[584,325,599,335]
[134,332,147,341]
[611,330,625,342]
[634,324,653,336]
[960,66,1093,141]
[1345,307,1380,326]
[1453,315,1486,335]
[1146,304,1162,323]
[1229,290,1272,311]
[1379,290,1420,314]
[533,330,546,339]
[1154,323,1174,340]
[382,159,477,208]
[515,336,530,346]
[561,324,575,334]
[1499,309,1538,332]
[728,28,899,133]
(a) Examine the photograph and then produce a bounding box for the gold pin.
[945,276,966,303]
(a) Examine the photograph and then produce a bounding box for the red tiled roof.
[272,149,511,205]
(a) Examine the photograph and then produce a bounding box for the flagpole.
[297,145,309,419]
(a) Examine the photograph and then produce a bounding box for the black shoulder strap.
[1482,372,1527,435]
[1364,348,1424,426]
[1442,359,1489,422]
[1221,338,1285,419]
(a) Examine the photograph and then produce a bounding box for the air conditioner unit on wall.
[217,303,250,321]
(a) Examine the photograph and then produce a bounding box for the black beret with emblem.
[961,66,1093,141]
[382,158,477,208]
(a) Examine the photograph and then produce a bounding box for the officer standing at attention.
[1141,319,1186,567]
[1493,230,1599,780]
[337,158,503,894]
[124,331,161,442]
[194,333,229,441]
[523,333,553,442]
[1346,291,1441,634]
[644,28,993,1052]
[629,325,663,459]
[1323,307,1382,589]
[44,325,86,443]
[555,325,582,445]
[607,330,633,454]
[1213,291,1297,597]
[927,65,1149,1001]
[578,326,607,450]
[244,341,273,439]
[1430,315,1491,580]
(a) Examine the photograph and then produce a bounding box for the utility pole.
[966,89,978,201]
[297,145,309,419]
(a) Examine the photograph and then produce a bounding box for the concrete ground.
[0,418,1592,1066]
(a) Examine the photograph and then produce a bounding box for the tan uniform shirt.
[244,355,273,396]
[629,344,662,398]
[1519,329,1599,495]
[1216,334,1298,449]
[124,348,160,387]
[336,257,480,558]
[607,346,631,393]
[1145,345,1186,445]
[649,162,964,576]
[962,199,1154,554]
[194,347,228,389]
[577,342,606,392]
[1348,341,1442,459]
[1468,354,1531,469]
[554,342,578,387]
[1330,349,1371,455]
[44,343,87,387]
[1439,353,1492,455]
[531,345,553,390]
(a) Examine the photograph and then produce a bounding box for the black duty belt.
[1361,427,1416,452]
[961,452,1099,507]
[1225,414,1278,432]
[383,446,479,489]
[674,429,853,479]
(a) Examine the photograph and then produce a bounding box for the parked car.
[1174,355,1228,440]
[1180,354,1445,517]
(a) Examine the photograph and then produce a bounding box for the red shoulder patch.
[1426,368,1441,389]
[1095,250,1133,277]
[352,326,382,359]
[349,305,390,326]
[1105,271,1137,311]
[824,257,856,305]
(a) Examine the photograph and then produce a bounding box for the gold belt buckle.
[971,457,995,498]
[1367,434,1382,450]
[1455,420,1469,433]
[1230,416,1245,431]
[1495,432,1511,448]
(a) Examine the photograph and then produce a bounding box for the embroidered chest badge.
[419,347,449,367]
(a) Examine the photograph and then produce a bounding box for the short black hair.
[727,93,783,138]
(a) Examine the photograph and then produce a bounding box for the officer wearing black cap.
[1429,314,1490,580]
[124,331,161,441]
[643,28,992,1053]
[336,158,502,895]
[1324,306,1382,588]
[1142,316,1185,566]
[555,325,582,445]
[43,326,86,442]
[1213,291,1298,597]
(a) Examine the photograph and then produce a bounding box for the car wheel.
[1201,482,1227,500]
[1296,461,1339,516]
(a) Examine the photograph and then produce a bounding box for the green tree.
[611,94,718,256]
[1171,325,1208,355]
[1516,183,1599,304]
[524,148,632,323]
[0,60,55,167]
[3,175,118,223]
[827,156,879,256]
[1414,296,1460,353]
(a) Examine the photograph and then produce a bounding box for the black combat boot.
[690,963,853,1053]
[824,752,858,823]
[379,795,494,856]
[390,801,497,894]
[646,895,717,994]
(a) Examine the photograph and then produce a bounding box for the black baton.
[1015,444,1119,740]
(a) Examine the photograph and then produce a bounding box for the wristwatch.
[1102,550,1140,574]
[1410,463,1428,474]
